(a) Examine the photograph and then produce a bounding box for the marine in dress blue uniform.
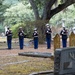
[60,27,68,48]
[6,28,12,49]
[18,27,25,49]
[45,24,52,49]
[33,28,38,49]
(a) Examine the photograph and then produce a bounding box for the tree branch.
[49,0,75,19]
[42,0,56,20]
[29,0,40,20]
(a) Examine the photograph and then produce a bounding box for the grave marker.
[69,32,75,47]
[54,47,75,75]
[54,34,60,51]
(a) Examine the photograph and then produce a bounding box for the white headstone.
[72,27,75,34]
[62,22,65,27]
[5,26,7,34]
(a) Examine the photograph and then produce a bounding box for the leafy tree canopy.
[3,2,35,26]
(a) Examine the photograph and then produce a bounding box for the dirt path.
[0,45,54,56]
[0,45,54,75]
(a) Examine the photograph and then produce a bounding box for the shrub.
[11,22,34,38]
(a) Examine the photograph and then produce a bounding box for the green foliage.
[0,1,9,23]
[2,0,75,28]
[3,0,19,5]
[50,5,75,28]
[1,0,75,36]
[0,24,4,32]
[11,23,20,38]
[3,2,35,26]
[11,22,34,38]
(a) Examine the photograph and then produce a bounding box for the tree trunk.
[33,20,49,44]
[29,0,75,43]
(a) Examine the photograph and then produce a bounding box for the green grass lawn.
[0,56,54,75]
[0,37,54,75]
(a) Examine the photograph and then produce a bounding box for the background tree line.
[0,0,75,43]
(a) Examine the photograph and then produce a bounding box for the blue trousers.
[62,39,67,48]
[34,38,38,49]
[46,38,51,49]
[7,39,12,49]
[19,38,24,49]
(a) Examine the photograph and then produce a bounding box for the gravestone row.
[54,32,75,51]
